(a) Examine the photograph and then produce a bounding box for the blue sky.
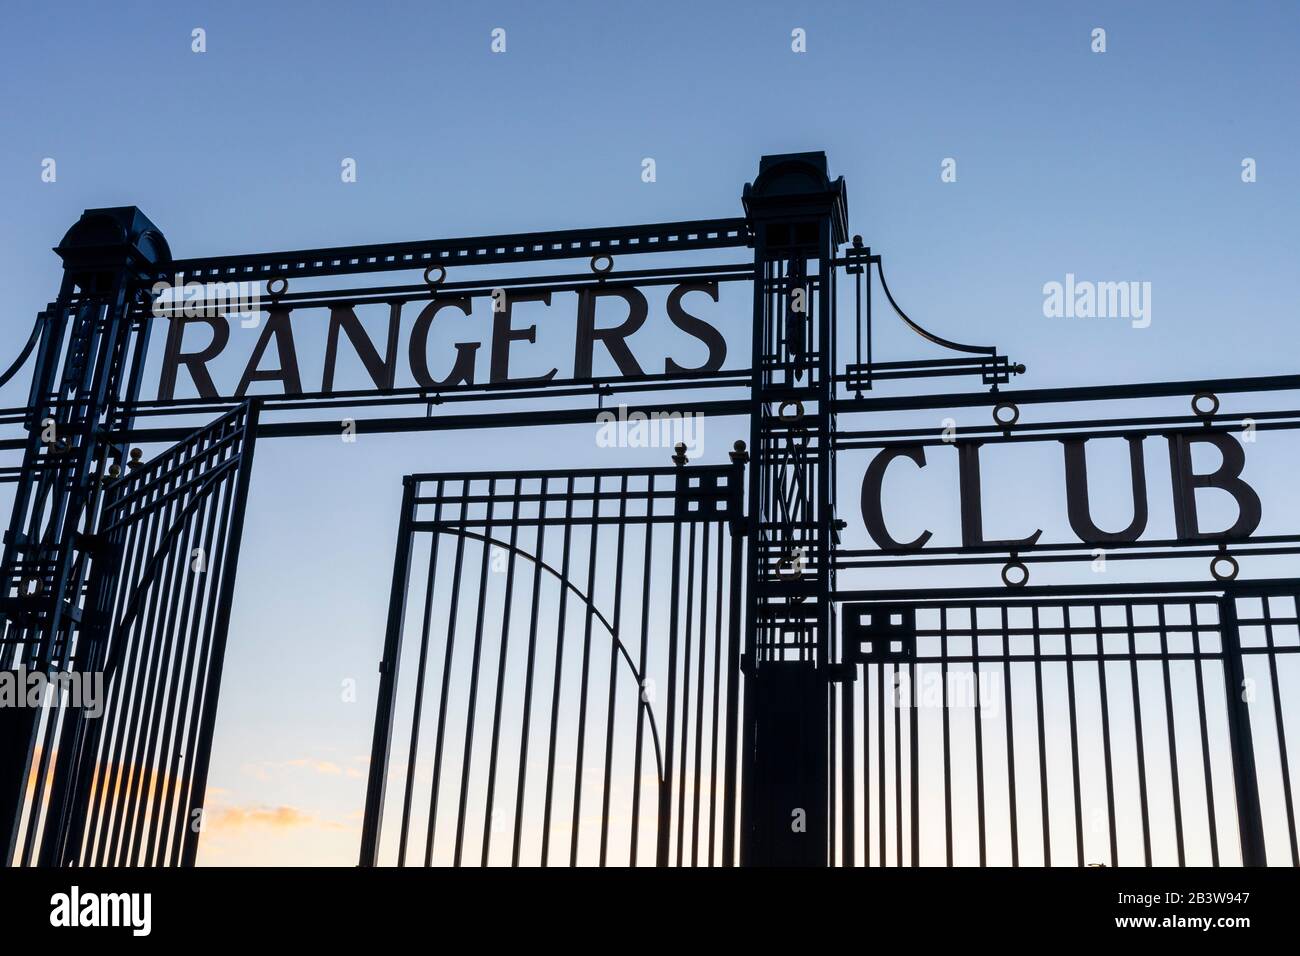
[2,0,1299,864]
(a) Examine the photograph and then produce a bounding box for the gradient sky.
[2,0,1299,865]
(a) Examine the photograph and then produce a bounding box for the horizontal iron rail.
[409,463,733,483]
[836,546,1300,569]
[6,370,1300,422]
[100,399,753,445]
[833,373,1300,412]
[155,217,753,283]
[166,263,756,310]
[831,577,1300,602]
[124,368,752,415]
[833,408,1300,448]
[837,533,1300,559]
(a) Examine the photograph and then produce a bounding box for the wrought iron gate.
[3,403,257,866]
[830,584,1299,867]
[2,151,1297,868]
[361,459,746,866]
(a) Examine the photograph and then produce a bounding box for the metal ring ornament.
[777,551,804,580]
[993,402,1020,428]
[266,277,288,297]
[1192,392,1220,420]
[1210,553,1239,582]
[590,254,613,274]
[423,265,447,287]
[1001,559,1029,588]
[778,400,805,424]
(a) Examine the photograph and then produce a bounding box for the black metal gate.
[830,584,1298,867]
[360,460,746,866]
[6,403,257,867]
[2,151,1297,868]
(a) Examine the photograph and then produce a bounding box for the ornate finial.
[729,440,749,464]
[672,442,688,466]
[127,447,144,471]
[852,234,863,247]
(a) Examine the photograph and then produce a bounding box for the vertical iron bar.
[568,476,601,866]
[658,474,685,867]
[1002,606,1018,867]
[721,471,743,867]
[359,477,418,865]
[1157,603,1186,865]
[539,477,576,865]
[511,478,550,866]
[597,476,629,866]
[1220,595,1267,866]
[422,480,472,864]
[1032,605,1050,867]
[1261,596,1299,865]
[1190,601,1220,866]
[453,479,498,866]
[1126,603,1153,865]
[629,475,654,866]
[178,400,259,867]
[481,480,522,866]
[395,483,442,865]
[1095,605,1119,866]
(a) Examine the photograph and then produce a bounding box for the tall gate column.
[740,153,847,865]
[0,208,169,865]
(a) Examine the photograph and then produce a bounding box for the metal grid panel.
[831,590,1300,867]
[362,463,745,866]
[8,404,258,867]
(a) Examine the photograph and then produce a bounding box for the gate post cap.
[55,206,171,288]
[742,151,848,247]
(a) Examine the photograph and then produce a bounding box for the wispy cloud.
[241,755,365,781]
[205,803,350,833]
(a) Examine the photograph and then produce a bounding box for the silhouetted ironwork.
[0,152,1296,867]
[360,462,744,866]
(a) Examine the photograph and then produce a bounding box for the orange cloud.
[205,804,348,832]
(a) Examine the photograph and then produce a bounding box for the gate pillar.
[740,153,847,865]
[0,208,168,865]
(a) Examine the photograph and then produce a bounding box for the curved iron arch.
[427,522,667,787]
